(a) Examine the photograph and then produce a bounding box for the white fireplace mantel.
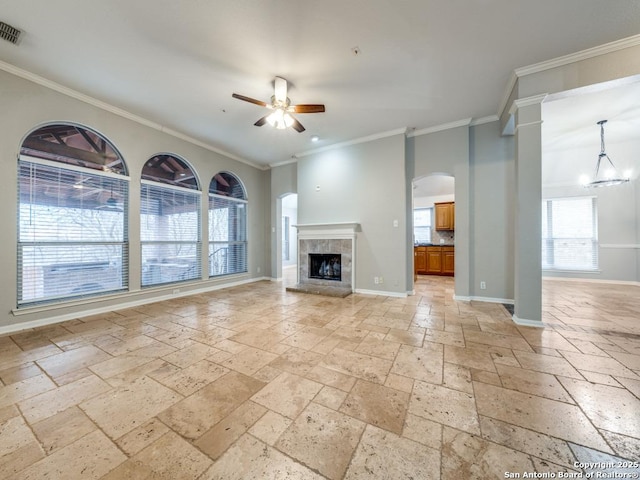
[294,222,360,240]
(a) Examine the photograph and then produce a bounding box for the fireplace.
[286,222,359,296]
[309,254,341,281]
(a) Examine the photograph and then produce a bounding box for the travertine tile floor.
[1,274,639,479]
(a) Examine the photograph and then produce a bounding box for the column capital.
[508,93,548,116]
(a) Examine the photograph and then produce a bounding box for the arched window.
[17,123,129,306]
[141,154,201,287]
[209,172,247,276]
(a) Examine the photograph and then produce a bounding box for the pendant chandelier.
[583,120,630,188]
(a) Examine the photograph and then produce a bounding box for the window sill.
[542,269,601,274]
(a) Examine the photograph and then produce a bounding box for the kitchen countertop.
[414,243,454,247]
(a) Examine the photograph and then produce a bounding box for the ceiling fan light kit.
[232,76,325,133]
[583,120,630,188]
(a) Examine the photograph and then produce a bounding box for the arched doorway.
[281,193,298,285]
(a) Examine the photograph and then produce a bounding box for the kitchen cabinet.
[414,247,427,275]
[415,245,454,276]
[435,202,455,231]
[442,246,455,275]
[426,247,443,274]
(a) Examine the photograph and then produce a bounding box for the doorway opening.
[412,174,455,279]
[281,193,298,286]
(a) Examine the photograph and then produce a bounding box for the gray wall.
[469,121,516,300]
[297,134,408,294]
[410,125,471,298]
[1,69,268,331]
[542,181,638,282]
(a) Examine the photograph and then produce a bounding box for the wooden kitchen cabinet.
[435,202,455,231]
[415,245,454,276]
[426,247,443,274]
[414,247,427,275]
[442,246,455,275]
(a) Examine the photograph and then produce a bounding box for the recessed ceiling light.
[311,135,319,142]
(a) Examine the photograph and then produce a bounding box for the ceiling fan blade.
[274,77,287,103]
[291,117,305,133]
[232,93,268,108]
[290,104,325,114]
[254,115,269,127]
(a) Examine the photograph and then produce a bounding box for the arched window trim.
[142,152,201,190]
[17,123,130,307]
[20,122,129,176]
[209,170,248,200]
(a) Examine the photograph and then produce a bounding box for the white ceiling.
[542,81,640,186]
[1,1,640,167]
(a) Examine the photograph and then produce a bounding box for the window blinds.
[17,158,129,306]
[413,208,432,244]
[208,194,247,276]
[141,181,201,286]
[542,196,598,271]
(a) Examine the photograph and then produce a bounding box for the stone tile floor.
[0,275,639,479]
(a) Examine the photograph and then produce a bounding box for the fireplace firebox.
[308,254,341,281]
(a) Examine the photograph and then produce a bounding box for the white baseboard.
[543,277,640,287]
[2,276,269,336]
[512,315,544,328]
[453,295,471,302]
[453,295,514,304]
[355,288,408,298]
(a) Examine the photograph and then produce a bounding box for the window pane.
[414,208,431,227]
[542,197,597,271]
[141,243,201,285]
[140,182,201,287]
[18,159,128,306]
[413,208,432,244]
[208,176,248,277]
[19,244,125,303]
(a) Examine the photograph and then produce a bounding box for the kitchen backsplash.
[432,229,454,245]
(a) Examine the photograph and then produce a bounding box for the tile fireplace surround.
[287,223,359,297]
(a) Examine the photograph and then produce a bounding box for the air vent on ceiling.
[0,21,21,45]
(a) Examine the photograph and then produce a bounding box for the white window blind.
[542,196,598,271]
[141,181,201,286]
[413,208,432,244]
[209,194,247,276]
[18,158,129,306]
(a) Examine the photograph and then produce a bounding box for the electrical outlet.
[480,281,486,290]
[379,276,384,284]
[374,277,379,284]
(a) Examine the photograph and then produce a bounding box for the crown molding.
[508,93,548,116]
[497,71,519,120]
[407,118,472,138]
[269,157,299,168]
[515,34,640,78]
[294,127,408,158]
[0,60,267,171]
[499,34,640,122]
[469,115,499,126]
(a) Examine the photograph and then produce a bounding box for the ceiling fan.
[232,77,325,133]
